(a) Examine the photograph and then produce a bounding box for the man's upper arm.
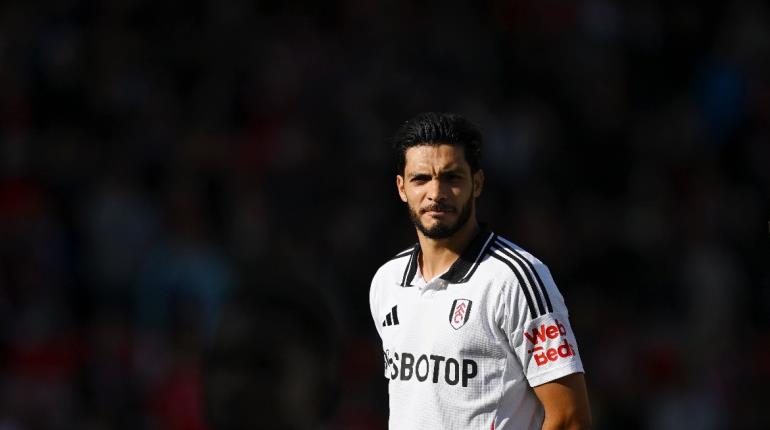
[533,373,592,430]
[494,245,590,427]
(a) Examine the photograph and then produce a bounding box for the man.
[369,113,591,429]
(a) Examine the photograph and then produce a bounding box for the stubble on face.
[407,193,474,240]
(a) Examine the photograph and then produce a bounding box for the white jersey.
[369,229,584,430]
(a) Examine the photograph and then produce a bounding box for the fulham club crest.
[449,299,472,330]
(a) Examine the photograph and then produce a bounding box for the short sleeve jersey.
[369,229,584,430]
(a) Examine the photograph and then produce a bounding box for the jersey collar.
[400,227,495,287]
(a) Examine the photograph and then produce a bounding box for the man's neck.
[417,219,480,282]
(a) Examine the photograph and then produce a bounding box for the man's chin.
[417,221,459,240]
[421,217,452,229]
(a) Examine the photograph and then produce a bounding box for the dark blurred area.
[0,0,768,429]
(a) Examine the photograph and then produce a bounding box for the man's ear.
[396,175,407,202]
[473,169,484,198]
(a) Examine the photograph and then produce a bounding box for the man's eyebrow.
[407,172,431,179]
[406,166,465,178]
[439,166,465,174]
[436,166,466,177]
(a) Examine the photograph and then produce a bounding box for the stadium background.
[1,0,769,429]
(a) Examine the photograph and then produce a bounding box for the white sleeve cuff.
[527,362,584,387]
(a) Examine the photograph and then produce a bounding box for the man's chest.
[378,283,504,356]
[377,282,509,389]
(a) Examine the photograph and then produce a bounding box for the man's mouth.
[422,206,455,216]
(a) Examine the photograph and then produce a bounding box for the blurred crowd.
[1,0,769,429]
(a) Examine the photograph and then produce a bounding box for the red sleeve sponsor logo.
[523,319,577,366]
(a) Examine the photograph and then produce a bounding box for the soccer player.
[369,113,591,429]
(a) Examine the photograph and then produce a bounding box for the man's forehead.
[404,144,469,171]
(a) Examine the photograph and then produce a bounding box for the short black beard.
[408,196,474,240]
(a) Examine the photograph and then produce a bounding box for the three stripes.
[488,237,553,319]
[382,305,400,327]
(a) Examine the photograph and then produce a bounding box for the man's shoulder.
[387,245,415,263]
[371,244,417,284]
[488,234,544,262]
[483,233,546,278]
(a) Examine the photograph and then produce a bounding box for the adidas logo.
[382,305,400,327]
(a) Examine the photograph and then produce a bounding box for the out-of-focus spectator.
[204,284,339,430]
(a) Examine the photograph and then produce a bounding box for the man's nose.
[426,178,449,201]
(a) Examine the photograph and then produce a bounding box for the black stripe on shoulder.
[400,251,414,286]
[492,242,546,315]
[398,244,419,287]
[388,248,413,262]
[495,239,553,313]
[402,249,418,286]
[489,251,537,319]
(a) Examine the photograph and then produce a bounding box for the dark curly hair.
[392,112,483,174]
